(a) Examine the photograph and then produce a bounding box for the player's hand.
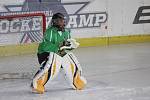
[59,40,71,48]
[57,49,67,57]
[60,38,79,50]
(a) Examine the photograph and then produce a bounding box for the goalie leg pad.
[62,52,87,90]
[73,71,87,90]
[32,72,47,93]
[32,52,62,93]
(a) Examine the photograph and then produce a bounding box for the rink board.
[0,34,150,56]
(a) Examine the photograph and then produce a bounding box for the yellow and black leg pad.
[32,78,45,94]
[31,52,62,94]
[73,71,87,90]
[32,71,49,94]
[62,52,87,90]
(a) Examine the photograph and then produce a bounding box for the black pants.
[37,52,49,65]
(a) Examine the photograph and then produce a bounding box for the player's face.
[58,19,65,28]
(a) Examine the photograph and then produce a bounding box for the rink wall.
[0,0,150,56]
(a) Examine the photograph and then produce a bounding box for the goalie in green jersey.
[31,13,87,94]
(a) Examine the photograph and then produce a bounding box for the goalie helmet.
[51,13,65,31]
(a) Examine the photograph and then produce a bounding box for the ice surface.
[0,43,150,100]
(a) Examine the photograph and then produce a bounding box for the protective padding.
[32,52,62,93]
[62,52,87,90]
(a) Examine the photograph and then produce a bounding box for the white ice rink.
[0,43,150,100]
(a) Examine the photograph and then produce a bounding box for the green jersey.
[38,26,71,54]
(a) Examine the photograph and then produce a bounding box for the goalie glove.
[60,38,79,51]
